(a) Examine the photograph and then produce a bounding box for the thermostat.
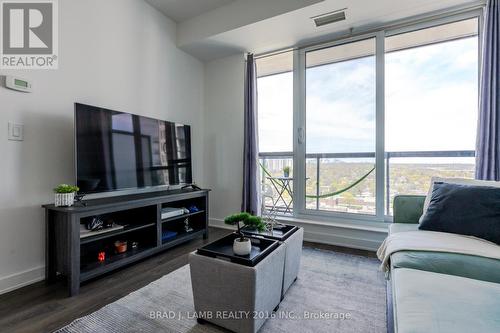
[5,76,32,93]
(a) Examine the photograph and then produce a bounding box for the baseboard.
[0,266,45,295]
[210,220,235,231]
[300,229,383,251]
[209,218,386,252]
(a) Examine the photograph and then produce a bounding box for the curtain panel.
[476,0,500,180]
[242,54,261,215]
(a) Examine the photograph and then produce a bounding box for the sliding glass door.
[304,38,377,215]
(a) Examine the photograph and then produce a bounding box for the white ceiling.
[145,0,484,61]
[193,0,483,60]
[145,0,235,22]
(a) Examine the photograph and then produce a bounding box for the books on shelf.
[79,224,124,239]
[162,230,178,242]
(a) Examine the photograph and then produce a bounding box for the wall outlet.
[8,122,24,141]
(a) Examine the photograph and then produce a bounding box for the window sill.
[209,215,387,251]
[276,215,389,233]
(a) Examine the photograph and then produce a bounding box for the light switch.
[8,122,24,141]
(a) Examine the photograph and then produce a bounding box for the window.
[256,12,480,221]
[257,51,294,214]
[385,18,479,214]
[305,38,376,214]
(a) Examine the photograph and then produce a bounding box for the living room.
[0,0,499,332]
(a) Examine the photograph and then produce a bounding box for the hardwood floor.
[0,227,375,333]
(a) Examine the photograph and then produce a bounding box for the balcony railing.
[259,150,475,215]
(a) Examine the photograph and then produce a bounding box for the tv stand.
[182,183,202,191]
[43,189,210,296]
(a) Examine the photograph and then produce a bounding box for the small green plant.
[53,184,79,194]
[224,212,251,225]
[224,212,266,240]
[283,166,290,174]
[245,215,266,231]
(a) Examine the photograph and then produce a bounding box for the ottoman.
[280,227,303,297]
[242,225,304,298]
[189,241,285,333]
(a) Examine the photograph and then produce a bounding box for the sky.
[257,36,479,161]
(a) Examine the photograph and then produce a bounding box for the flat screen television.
[75,103,192,194]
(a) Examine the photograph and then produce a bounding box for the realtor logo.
[1,0,58,69]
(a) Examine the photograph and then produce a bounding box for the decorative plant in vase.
[224,212,266,256]
[283,166,291,178]
[53,184,79,207]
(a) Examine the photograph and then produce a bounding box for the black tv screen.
[75,103,192,194]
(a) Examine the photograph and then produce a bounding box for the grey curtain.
[476,0,500,180]
[242,54,261,215]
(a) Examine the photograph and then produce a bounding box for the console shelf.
[80,222,156,245]
[81,245,157,282]
[43,189,209,296]
[161,210,205,223]
[161,229,206,247]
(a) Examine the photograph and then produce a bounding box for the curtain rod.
[254,48,296,60]
[253,1,485,60]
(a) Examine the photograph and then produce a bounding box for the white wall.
[203,54,246,220]
[0,0,205,294]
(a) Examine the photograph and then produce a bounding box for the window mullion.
[293,48,306,216]
[375,31,386,220]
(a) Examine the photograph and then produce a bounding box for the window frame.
[260,8,483,224]
[295,32,383,222]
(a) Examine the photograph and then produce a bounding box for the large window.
[257,51,294,214]
[385,18,478,214]
[305,38,376,214]
[256,12,480,220]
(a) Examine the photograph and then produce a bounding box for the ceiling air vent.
[312,10,346,27]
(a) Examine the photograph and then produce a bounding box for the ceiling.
[194,0,482,60]
[256,17,479,77]
[145,0,235,22]
[145,0,484,61]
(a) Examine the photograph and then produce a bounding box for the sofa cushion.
[419,182,500,244]
[422,177,500,215]
[389,223,418,235]
[391,251,500,284]
[393,195,426,224]
[393,268,500,333]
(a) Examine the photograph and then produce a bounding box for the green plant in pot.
[224,212,266,256]
[53,184,79,207]
[283,166,291,178]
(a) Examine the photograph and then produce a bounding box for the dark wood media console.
[43,189,209,296]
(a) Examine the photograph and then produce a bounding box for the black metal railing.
[259,150,475,215]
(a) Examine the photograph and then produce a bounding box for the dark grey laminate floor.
[0,227,376,333]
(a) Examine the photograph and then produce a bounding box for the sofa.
[387,195,500,333]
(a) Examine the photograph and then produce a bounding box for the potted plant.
[224,212,266,256]
[53,184,79,207]
[283,166,291,178]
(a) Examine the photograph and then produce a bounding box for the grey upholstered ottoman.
[280,227,303,297]
[242,225,304,298]
[189,244,285,333]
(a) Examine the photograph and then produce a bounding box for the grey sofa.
[387,195,500,333]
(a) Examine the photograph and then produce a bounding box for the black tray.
[196,233,279,267]
[242,224,298,241]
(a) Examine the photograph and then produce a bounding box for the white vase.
[55,192,75,207]
[233,238,252,256]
